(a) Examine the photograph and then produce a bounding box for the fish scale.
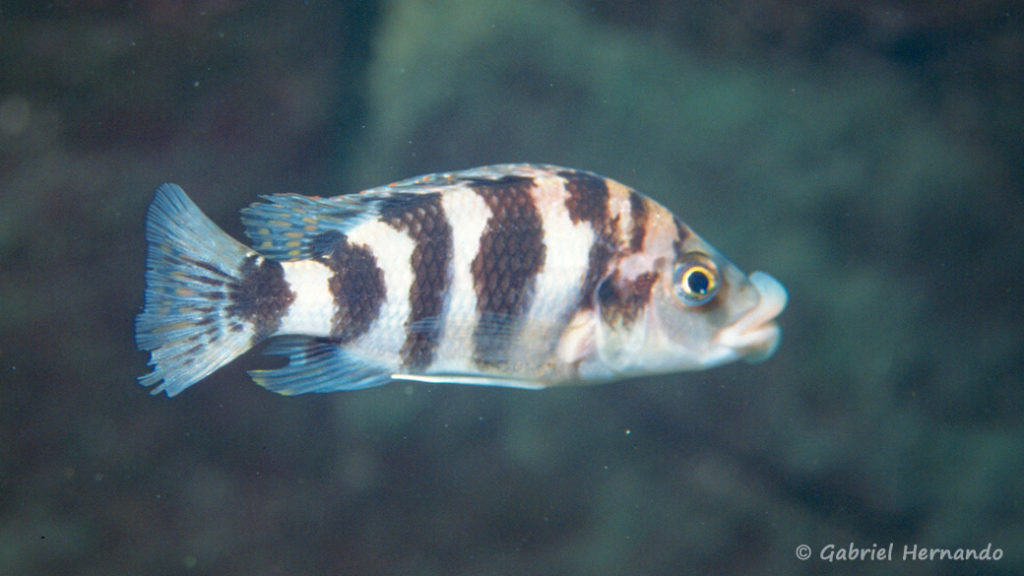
[136,164,788,396]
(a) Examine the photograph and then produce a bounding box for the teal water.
[1,2,1022,575]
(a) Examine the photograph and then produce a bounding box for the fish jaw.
[714,271,788,363]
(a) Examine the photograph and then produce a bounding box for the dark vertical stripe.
[559,169,619,312]
[469,176,545,366]
[313,231,385,343]
[579,239,615,311]
[226,255,295,339]
[380,193,453,370]
[628,190,647,253]
[559,169,608,224]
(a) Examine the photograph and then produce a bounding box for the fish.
[135,164,787,396]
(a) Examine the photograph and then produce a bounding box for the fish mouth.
[716,271,788,363]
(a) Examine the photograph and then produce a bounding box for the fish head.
[594,229,787,377]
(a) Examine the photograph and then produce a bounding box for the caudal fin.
[135,184,255,396]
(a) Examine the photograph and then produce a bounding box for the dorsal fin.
[240,194,380,261]
[240,164,567,261]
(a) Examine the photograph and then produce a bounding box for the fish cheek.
[656,280,725,353]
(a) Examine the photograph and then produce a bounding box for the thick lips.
[716,271,788,363]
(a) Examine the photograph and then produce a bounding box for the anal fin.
[250,336,392,395]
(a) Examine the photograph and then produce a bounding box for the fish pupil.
[687,270,710,295]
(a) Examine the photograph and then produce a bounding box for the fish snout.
[716,271,788,363]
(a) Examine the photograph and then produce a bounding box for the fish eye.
[673,254,719,306]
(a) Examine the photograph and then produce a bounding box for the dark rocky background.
[1,1,1022,574]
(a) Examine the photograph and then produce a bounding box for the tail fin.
[135,184,255,396]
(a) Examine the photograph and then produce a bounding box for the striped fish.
[135,164,787,396]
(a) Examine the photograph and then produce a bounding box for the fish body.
[136,164,787,396]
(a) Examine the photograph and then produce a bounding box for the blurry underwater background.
[1,1,1023,574]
